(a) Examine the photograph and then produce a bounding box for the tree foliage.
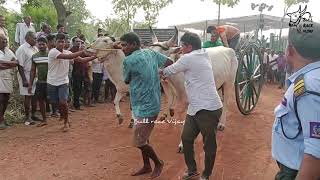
[140,0,172,26]
[0,7,21,47]
[200,0,240,25]
[212,0,240,7]
[21,0,57,31]
[112,0,172,31]
[65,0,91,38]
[112,0,140,30]
[284,0,309,7]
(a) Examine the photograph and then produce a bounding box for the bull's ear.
[113,42,122,49]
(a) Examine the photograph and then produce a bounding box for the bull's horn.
[167,26,178,47]
[149,26,158,43]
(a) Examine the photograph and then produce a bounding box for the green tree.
[112,0,140,31]
[140,0,172,26]
[0,6,21,47]
[201,0,240,25]
[112,0,173,31]
[64,0,91,38]
[21,0,57,31]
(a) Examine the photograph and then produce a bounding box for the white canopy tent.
[170,14,291,42]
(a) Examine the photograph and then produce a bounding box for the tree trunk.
[52,0,72,26]
[217,0,221,25]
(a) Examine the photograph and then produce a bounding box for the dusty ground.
[0,83,283,180]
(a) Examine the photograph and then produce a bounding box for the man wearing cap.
[271,22,320,180]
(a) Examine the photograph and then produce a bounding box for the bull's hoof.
[169,108,175,117]
[159,114,167,121]
[177,146,183,154]
[217,123,225,131]
[128,119,134,128]
[117,114,124,125]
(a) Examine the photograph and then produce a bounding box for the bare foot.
[62,125,69,132]
[131,166,152,176]
[149,160,164,179]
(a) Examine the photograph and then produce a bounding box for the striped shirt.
[32,51,48,83]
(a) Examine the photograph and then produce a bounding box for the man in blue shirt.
[272,22,320,179]
[120,32,172,179]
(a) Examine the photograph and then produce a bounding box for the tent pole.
[205,20,208,41]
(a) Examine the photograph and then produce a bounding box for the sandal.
[25,121,36,126]
[37,122,48,127]
[31,116,42,121]
[181,170,200,180]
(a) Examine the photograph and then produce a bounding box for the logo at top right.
[287,5,313,33]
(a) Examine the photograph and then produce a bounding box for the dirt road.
[0,84,283,180]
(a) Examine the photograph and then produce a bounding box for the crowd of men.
[1,13,319,180]
[0,15,116,131]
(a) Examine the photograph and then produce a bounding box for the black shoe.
[181,171,200,180]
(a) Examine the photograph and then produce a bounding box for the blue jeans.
[47,83,69,104]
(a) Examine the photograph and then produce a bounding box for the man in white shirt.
[160,32,223,180]
[262,48,270,80]
[91,58,104,104]
[0,34,18,130]
[16,31,39,124]
[269,50,279,83]
[15,16,35,47]
[47,33,96,132]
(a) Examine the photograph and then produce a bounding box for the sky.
[83,0,320,28]
[4,0,320,30]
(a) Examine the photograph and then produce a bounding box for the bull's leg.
[175,101,188,154]
[217,86,226,131]
[160,80,174,121]
[114,92,124,124]
[168,82,177,118]
[218,59,238,131]
[218,79,235,131]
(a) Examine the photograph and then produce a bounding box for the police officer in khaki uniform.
[271,22,320,179]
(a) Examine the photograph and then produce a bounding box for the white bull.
[88,37,133,124]
[87,34,182,126]
[148,27,238,152]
